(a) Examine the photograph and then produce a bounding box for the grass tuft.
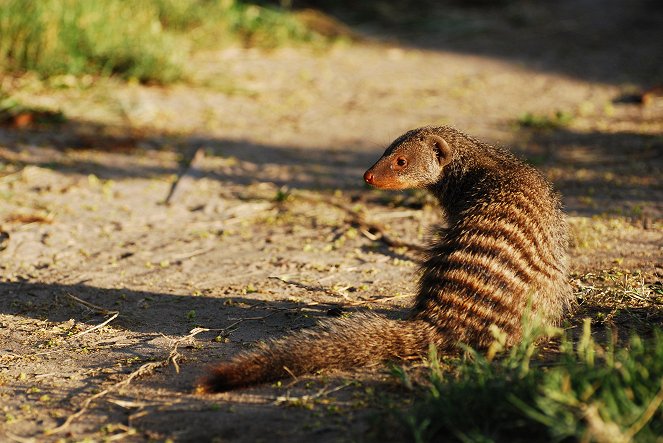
[0,0,325,83]
[0,0,186,83]
[403,320,663,443]
[516,110,574,130]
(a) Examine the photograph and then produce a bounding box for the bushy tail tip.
[198,313,437,393]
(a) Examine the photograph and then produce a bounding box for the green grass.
[0,0,324,83]
[516,110,574,130]
[402,320,663,442]
[154,0,324,48]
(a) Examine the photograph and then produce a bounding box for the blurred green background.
[0,0,324,83]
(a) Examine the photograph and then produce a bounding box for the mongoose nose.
[364,171,374,184]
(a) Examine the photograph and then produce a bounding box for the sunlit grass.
[401,320,663,442]
[0,0,324,83]
[517,110,574,130]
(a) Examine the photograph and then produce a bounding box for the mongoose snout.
[363,170,375,185]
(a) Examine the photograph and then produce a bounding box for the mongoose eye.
[396,157,408,167]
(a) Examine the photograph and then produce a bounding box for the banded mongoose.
[201,126,572,392]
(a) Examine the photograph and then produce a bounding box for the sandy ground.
[1,1,662,441]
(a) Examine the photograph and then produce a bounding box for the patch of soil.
[1,0,661,441]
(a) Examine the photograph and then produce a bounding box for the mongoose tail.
[200,313,438,392]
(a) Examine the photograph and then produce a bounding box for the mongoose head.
[364,128,452,189]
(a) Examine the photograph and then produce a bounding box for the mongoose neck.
[429,146,508,219]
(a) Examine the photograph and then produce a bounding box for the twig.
[322,292,415,309]
[269,275,399,308]
[64,292,116,316]
[274,381,353,406]
[283,366,298,383]
[46,360,164,435]
[166,327,221,373]
[269,275,407,308]
[167,247,215,263]
[294,192,425,253]
[71,312,119,338]
[64,292,119,338]
[368,292,414,303]
[269,275,348,298]
[221,312,282,335]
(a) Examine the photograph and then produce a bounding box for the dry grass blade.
[64,292,119,338]
[624,380,663,440]
[274,381,352,406]
[269,275,347,298]
[46,360,164,435]
[64,292,117,315]
[71,312,119,338]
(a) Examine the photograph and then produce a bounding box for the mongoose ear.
[430,135,452,167]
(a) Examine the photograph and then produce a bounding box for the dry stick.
[367,292,414,303]
[72,312,119,339]
[269,275,348,299]
[214,312,281,343]
[167,247,215,263]
[64,292,116,315]
[64,293,119,339]
[163,146,205,205]
[165,327,224,374]
[46,359,165,435]
[270,275,402,308]
[294,192,426,253]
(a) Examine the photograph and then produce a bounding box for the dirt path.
[1,1,662,441]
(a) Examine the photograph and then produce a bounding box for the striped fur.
[200,126,572,392]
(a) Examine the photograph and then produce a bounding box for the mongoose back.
[201,126,572,392]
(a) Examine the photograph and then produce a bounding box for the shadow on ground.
[0,281,408,441]
[277,0,663,87]
[511,127,663,217]
[0,281,401,337]
[2,118,661,216]
[0,119,378,190]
